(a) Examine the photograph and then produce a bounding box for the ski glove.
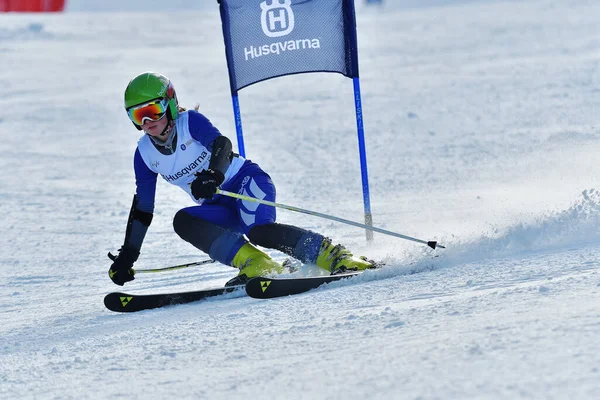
[191,169,224,200]
[108,246,139,286]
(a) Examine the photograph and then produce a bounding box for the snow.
[2,0,600,398]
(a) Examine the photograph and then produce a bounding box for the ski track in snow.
[1,0,600,399]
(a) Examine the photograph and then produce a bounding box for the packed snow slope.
[1,0,599,399]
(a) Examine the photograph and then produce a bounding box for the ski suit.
[129,110,325,266]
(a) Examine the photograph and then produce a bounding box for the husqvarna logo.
[260,0,294,38]
[244,0,320,61]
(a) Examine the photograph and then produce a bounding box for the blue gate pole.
[353,77,374,241]
[231,94,246,157]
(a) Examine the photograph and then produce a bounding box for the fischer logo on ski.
[120,296,133,307]
[260,281,271,293]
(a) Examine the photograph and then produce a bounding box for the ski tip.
[427,241,445,250]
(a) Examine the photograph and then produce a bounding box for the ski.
[104,285,245,313]
[245,272,363,299]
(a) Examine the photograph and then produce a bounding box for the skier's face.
[142,115,169,140]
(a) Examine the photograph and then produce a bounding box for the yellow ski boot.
[226,243,284,286]
[315,238,376,274]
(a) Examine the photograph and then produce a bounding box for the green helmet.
[124,72,179,130]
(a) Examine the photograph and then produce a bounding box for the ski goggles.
[127,98,169,125]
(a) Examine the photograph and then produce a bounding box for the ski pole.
[134,259,216,274]
[216,189,445,249]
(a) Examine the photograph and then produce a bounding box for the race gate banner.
[219,0,360,93]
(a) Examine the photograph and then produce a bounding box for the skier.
[108,72,376,287]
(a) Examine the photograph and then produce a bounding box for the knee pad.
[173,210,223,254]
[173,209,192,238]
